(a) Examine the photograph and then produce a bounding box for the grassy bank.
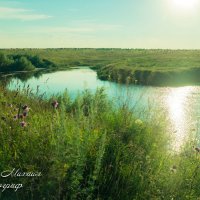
[96,65,200,86]
[0,85,200,199]
[0,85,167,199]
[1,49,200,86]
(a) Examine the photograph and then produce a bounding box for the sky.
[0,0,200,49]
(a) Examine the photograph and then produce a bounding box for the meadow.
[1,48,200,199]
[0,82,200,199]
[1,48,200,86]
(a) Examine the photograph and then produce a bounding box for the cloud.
[0,6,51,21]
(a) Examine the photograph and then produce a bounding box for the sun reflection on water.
[166,86,194,151]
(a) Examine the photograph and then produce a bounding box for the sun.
[171,0,199,11]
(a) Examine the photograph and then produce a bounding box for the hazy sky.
[0,0,200,49]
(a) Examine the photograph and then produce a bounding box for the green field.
[1,48,200,85]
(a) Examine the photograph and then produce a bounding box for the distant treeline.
[0,53,57,72]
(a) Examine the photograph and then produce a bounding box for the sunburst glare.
[170,0,199,12]
[166,86,194,151]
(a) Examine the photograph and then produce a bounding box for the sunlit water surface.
[8,68,200,152]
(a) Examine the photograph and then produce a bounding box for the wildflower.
[22,105,30,112]
[52,100,59,109]
[23,111,28,117]
[13,115,18,120]
[13,114,23,120]
[20,121,27,127]
[21,105,30,117]
[22,105,28,110]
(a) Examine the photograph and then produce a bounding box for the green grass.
[0,84,166,199]
[1,84,200,199]
[1,48,200,85]
[1,48,200,69]
[1,49,200,199]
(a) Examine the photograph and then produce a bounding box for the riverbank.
[1,48,200,86]
[0,68,46,77]
[95,65,200,86]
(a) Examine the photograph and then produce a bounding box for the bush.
[0,53,57,73]
[11,56,35,71]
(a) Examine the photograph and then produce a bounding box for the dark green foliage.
[11,56,35,71]
[0,53,57,73]
[28,55,57,69]
[0,53,13,71]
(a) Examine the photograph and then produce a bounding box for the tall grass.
[0,85,200,199]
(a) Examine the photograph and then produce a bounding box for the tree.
[29,55,43,68]
[12,56,35,71]
[0,53,13,71]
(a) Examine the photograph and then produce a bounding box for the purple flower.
[22,105,28,110]
[20,121,27,127]
[13,114,24,120]
[52,100,59,109]
[22,105,30,112]
[13,115,18,120]
[23,112,28,117]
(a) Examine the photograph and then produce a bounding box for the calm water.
[8,67,200,151]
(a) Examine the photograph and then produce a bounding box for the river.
[8,67,200,152]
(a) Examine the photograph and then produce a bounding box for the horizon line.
[1,47,200,51]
